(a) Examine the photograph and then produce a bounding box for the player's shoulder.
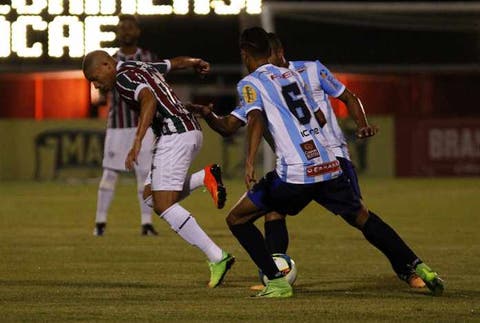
[237,74,257,87]
[291,60,322,71]
[118,60,142,72]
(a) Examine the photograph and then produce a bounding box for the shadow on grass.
[293,275,480,299]
[0,280,163,289]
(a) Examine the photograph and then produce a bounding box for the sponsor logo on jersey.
[300,127,320,137]
[300,140,320,160]
[306,160,341,177]
[270,71,294,80]
[242,85,257,104]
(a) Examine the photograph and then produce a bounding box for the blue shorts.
[337,157,362,199]
[247,171,362,217]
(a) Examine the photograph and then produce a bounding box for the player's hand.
[194,59,210,75]
[356,125,379,139]
[245,163,256,190]
[185,103,213,118]
[125,140,142,170]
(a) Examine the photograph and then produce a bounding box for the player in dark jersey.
[94,15,225,237]
[83,51,234,288]
[94,14,159,237]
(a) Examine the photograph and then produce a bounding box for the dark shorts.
[247,171,362,217]
[337,157,362,199]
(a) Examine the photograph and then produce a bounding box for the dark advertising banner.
[396,118,480,176]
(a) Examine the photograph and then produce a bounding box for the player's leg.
[246,212,289,291]
[95,127,125,236]
[227,172,301,297]
[135,129,158,235]
[337,157,425,288]
[359,210,443,294]
[142,166,226,208]
[228,193,292,297]
[94,168,119,236]
[134,166,158,236]
[151,130,234,287]
[264,212,288,254]
[314,175,443,295]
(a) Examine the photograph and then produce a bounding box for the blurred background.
[1,0,479,181]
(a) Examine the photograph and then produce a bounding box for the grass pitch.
[0,177,479,322]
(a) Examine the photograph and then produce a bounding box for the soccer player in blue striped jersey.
[267,33,425,288]
[83,50,235,288]
[225,27,443,298]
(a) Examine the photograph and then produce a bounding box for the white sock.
[160,203,223,262]
[135,167,152,225]
[189,169,205,191]
[95,169,118,223]
[179,169,205,201]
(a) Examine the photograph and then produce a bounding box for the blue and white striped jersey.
[237,63,341,184]
[289,60,350,160]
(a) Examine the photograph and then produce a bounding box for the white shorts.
[103,127,154,172]
[151,130,203,191]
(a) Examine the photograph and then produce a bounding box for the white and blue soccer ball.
[259,253,297,285]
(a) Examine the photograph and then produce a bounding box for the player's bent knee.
[99,169,118,191]
[226,212,245,227]
[340,205,369,229]
[355,207,370,229]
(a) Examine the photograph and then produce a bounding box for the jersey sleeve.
[236,79,263,115]
[151,60,171,75]
[116,70,150,102]
[230,105,248,125]
[315,61,345,98]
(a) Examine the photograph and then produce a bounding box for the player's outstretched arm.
[338,88,378,139]
[169,57,210,75]
[125,88,156,170]
[186,103,243,137]
[245,110,264,189]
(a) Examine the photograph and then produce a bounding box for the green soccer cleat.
[208,251,235,288]
[254,276,293,298]
[415,263,444,296]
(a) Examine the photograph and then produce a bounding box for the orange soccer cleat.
[203,164,227,209]
[408,274,426,288]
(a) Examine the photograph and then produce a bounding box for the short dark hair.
[239,27,271,59]
[118,14,139,26]
[267,32,283,51]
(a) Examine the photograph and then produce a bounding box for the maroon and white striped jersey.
[115,60,201,136]
[107,48,156,129]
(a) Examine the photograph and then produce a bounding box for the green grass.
[0,177,479,322]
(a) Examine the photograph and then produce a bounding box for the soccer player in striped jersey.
[93,14,158,237]
[267,32,426,288]
[94,15,224,237]
[225,27,443,298]
[83,50,234,288]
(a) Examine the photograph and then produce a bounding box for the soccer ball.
[259,253,297,285]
